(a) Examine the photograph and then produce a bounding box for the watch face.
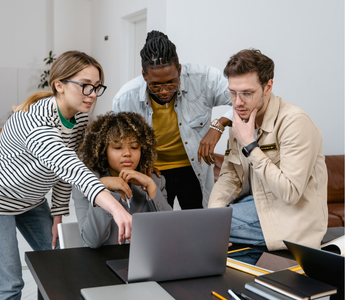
[242,147,250,157]
[211,119,218,126]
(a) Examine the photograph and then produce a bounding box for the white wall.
[0,0,92,126]
[54,0,91,56]
[0,0,48,69]
[89,0,167,118]
[0,0,48,126]
[164,0,344,155]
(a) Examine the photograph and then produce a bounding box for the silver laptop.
[107,207,232,283]
[81,281,175,300]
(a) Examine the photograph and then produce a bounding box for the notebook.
[283,240,344,290]
[245,281,309,300]
[107,207,232,283]
[81,281,175,300]
[254,269,337,300]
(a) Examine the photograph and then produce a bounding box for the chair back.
[57,222,84,249]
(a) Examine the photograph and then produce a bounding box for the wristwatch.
[242,141,259,157]
[210,119,225,133]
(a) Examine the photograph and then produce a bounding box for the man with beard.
[112,30,233,210]
[208,49,328,251]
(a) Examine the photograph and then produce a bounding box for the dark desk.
[25,228,344,300]
[26,244,258,300]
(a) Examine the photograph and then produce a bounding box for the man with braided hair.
[113,30,233,209]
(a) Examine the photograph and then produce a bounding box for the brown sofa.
[213,154,344,227]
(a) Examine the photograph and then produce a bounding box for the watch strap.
[210,125,224,133]
[210,119,225,133]
[242,141,259,157]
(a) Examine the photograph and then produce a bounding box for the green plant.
[38,51,56,89]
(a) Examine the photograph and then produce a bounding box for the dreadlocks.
[140,30,179,73]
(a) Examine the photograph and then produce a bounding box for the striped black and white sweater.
[0,96,105,216]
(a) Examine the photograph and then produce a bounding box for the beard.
[149,90,176,105]
[238,92,265,122]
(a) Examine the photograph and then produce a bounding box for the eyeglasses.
[224,84,264,103]
[64,80,107,97]
[146,78,180,95]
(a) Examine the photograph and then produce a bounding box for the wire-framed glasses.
[224,83,264,103]
[146,78,180,95]
[64,80,107,97]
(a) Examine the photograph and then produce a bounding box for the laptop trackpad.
[106,259,129,283]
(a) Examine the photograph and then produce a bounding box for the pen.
[228,289,242,300]
[211,290,228,300]
[231,289,254,300]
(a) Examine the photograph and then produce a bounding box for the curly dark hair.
[79,112,157,174]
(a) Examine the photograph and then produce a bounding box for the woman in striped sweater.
[0,51,132,300]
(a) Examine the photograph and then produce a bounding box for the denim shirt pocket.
[189,113,209,134]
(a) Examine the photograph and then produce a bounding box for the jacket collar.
[260,93,280,133]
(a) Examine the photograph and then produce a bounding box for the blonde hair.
[13,51,104,113]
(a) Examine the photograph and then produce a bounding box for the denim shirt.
[112,63,233,207]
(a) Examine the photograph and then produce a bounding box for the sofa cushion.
[325,155,344,204]
[328,203,344,227]
[328,212,344,228]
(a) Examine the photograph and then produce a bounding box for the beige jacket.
[209,94,328,250]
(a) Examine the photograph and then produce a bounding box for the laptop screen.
[107,207,232,283]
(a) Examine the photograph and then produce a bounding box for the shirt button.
[175,105,177,107]
[185,141,188,144]
[191,158,194,161]
[198,173,200,176]
[200,123,203,125]
[179,123,182,126]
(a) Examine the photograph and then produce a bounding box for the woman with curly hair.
[73,111,171,248]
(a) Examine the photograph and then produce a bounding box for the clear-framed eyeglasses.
[64,79,107,97]
[146,78,180,95]
[224,83,264,103]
